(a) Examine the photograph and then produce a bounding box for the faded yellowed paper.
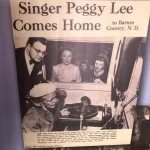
[10,0,150,148]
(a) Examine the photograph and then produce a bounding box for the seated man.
[22,83,70,132]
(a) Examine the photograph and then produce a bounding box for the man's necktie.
[30,61,43,87]
[29,59,34,65]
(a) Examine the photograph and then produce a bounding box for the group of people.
[15,37,69,132]
[51,48,109,84]
[15,37,109,132]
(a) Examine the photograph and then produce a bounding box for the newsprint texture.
[10,0,150,148]
[35,105,150,149]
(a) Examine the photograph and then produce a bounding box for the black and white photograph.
[46,40,113,84]
[14,37,145,132]
[9,0,150,148]
[13,36,146,148]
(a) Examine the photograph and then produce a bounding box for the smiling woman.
[51,49,82,83]
[90,54,109,84]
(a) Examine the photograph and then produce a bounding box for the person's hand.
[56,90,67,99]
[61,108,70,117]
[94,79,104,84]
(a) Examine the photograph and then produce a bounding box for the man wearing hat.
[90,54,109,84]
[22,83,70,132]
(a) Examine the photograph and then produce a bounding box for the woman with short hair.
[90,54,109,84]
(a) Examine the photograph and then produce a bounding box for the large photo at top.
[46,40,113,84]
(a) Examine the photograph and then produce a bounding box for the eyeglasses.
[32,46,47,56]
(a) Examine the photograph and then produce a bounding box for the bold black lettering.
[19,2,27,14]
[32,6,40,14]
[111,2,119,14]
[66,2,75,13]
[24,23,32,31]
[74,23,82,30]
[52,23,57,31]
[111,2,133,14]
[28,2,31,14]
[126,6,133,14]
[82,23,94,30]
[94,23,101,30]
[63,19,73,30]
[32,23,44,30]
[45,23,51,30]
[13,19,23,31]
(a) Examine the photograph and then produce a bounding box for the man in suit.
[15,37,47,118]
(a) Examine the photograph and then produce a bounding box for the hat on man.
[30,83,56,98]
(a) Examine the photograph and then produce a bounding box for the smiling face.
[94,60,105,73]
[61,50,72,65]
[28,41,46,62]
[42,92,59,109]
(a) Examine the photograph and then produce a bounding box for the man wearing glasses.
[15,37,47,118]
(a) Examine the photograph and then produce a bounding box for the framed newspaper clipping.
[10,0,150,148]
